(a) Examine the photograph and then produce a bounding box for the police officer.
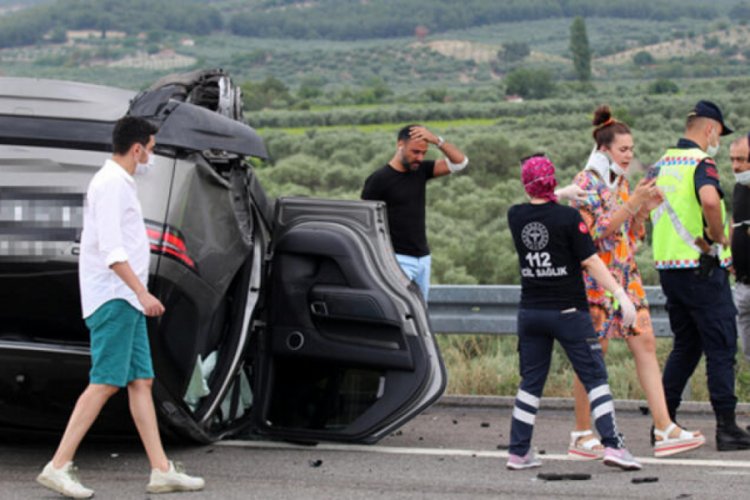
[729,134,750,364]
[651,101,750,451]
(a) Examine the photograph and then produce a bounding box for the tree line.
[0,0,221,48]
[0,0,736,49]
[229,0,719,40]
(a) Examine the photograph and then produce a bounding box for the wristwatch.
[436,136,445,148]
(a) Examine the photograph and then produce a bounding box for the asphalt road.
[4,398,750,499]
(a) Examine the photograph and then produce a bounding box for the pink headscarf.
[521,155,558,202]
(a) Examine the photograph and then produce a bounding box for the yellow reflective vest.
[651,148,732,270]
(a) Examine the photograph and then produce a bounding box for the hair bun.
[592,105,612,127]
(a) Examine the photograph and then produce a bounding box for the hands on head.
[409,126,439,145]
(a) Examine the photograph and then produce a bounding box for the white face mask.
[735,170,750,186]
[706,129,720,158]
[135,152,155,176]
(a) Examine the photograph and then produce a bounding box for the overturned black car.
[0,70,445,444]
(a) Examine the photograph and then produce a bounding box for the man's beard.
[402,153,419,172]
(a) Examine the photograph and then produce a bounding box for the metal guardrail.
[428,285,671,336]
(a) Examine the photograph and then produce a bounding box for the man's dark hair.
[397,124,420,142]
[112,116,158,155]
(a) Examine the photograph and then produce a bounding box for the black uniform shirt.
[508,202,597,310]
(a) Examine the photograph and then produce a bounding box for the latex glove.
[613,287,636,328]
[555,184,591,203]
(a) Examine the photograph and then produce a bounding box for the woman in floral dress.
[566,105,705,459]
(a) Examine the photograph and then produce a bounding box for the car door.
[254,197,446,444]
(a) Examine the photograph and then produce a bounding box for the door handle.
[310,301,328,316]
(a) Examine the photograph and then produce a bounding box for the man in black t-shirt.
[505,154,641,471]
[361,124,468,300]
[730,136,750,363]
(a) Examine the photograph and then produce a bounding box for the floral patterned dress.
[571,170,653,339]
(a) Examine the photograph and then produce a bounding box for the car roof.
[0,77,136,121]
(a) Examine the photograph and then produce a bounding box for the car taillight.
[146,222,196,270]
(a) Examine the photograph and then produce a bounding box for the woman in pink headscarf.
[505,154,642,471]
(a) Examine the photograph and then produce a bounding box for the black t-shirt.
[508,202,597,310]
[361,161,435,257]
[733,183,750,280]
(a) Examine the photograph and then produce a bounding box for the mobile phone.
[645,165,659,180]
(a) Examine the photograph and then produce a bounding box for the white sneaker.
[506,450,542,470]
[603,447,642,471]
[36,461,94,499]
[147,461,205,494]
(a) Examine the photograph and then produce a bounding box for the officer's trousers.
[510,308,623,456]
[660,268,738,413]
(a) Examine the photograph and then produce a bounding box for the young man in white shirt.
[37,116,204,498]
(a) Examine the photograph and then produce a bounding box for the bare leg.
[573,375,592,430]
[51,384,119,468]
[128,378,169,472]
[627,331,672,430]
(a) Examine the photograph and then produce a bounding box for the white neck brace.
[585,145,623,190]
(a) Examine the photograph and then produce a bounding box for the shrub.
[648,79,679,95]
[504,67,556,99]
[632,50,655,66]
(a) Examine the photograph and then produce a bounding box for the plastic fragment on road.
[537,473,592,481]
[632,477,659,484]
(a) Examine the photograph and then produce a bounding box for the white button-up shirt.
[79,159,150,318]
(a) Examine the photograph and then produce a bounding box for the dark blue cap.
[688,100,733,136]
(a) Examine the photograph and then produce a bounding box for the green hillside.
[3,3,750,264]
[2,0,750,94]
[0,0,733,48]
[227,0,719,40]
[5,0,750,399]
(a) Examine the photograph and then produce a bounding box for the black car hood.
[130,88,268,159]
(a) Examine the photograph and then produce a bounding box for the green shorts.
[85,299,155,387]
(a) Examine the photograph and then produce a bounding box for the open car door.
[254,197,445,444]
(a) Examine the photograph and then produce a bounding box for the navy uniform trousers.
[510,308,622,456]
[660,268,738,413]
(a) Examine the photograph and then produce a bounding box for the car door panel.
[268,226,413,369]
[309,284,401,326]
[256,197,445,443]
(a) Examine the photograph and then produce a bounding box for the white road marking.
[217,440,750,469]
